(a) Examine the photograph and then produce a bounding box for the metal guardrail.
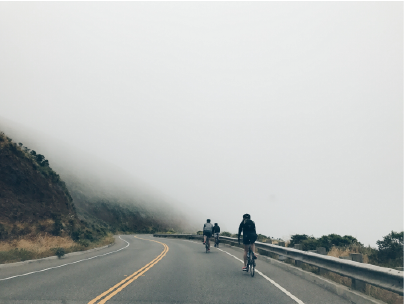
[154,234,403,296]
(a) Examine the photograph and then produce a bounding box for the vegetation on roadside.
[288,231,403,268]
[289,233,361,251]
[0,232,115,264]
[371,231,403,268]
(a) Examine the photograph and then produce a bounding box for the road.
[0,235,356,303]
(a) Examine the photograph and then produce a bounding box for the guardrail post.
[352,278,367,293]
[350,253,363,263]
[319,268,328,276]
[339,256,352,260]
[294,244,303,250]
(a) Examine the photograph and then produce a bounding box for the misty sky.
[0,2,402,246]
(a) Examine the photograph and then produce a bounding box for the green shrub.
[289,234,310,248]
[290,233,361,252]
[78,240,90,247]
[55,248,65,259]
[373,231,403,268]
[0,248,35,263]
[84,230,94,241]
[0,224,8,240]
[52,217,63,236]
[71,230,81,241]
[221,231,231,237]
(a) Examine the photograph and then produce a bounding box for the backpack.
[243,219,255,231]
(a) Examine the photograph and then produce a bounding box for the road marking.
[217,248,305,304]
[88,236,169,304]
[0,236,130,281]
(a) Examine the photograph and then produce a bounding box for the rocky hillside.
[0,130,185,243]
[0,132,80,239]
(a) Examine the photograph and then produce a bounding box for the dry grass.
[0,233,115,264]
[0,234,76,253]
[321,270,352,288]
[328,246,369,263]
[367,284,403,304]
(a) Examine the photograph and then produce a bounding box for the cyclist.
[213,223,220,247]
[202,219,214,250]
[238,213,257,271]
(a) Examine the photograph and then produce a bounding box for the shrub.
[0,248,35,263]
[52,217,63,236]
[319,234,361,250]
[0,224,8,240]
[289,234,310,248]
[84,230,94,241]
[290,233,362,252]
[71,230,81,241]
[257,234,270,242]
[221,231,231,237]
[55,248,65,259]
[78,240,90,247]
[374,231,403,268]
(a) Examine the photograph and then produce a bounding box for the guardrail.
[154,234,403,296]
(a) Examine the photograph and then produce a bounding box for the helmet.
[207,219,211,223]
[214,223,218,226]
[243,213,251,219]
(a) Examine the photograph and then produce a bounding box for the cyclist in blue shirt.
[203,219,214,250]
[238,213,257,271]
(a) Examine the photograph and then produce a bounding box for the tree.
[375,231,403,267]
[289,234,309,248]
[35,154,45,164]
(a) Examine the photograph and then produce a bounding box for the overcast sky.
[0,2,402,246]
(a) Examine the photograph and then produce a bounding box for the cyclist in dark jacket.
[213,223,220,247]
[238,213,257,271]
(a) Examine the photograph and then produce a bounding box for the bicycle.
[205,235,210,253]
[246,246,256,277]
[214,233,219,248]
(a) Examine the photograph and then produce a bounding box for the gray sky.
[0,2,402,246]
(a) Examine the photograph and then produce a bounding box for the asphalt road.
[0,235,356,303]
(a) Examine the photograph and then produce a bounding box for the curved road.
[0,235,355,303]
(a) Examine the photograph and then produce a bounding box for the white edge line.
[216,248,305,304]
[0,235,130,281]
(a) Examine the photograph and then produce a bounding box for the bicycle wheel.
[249,249,255,277]
[206,242,208,253]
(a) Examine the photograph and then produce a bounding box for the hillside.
[0,130,187,263]
[0,132,79,239]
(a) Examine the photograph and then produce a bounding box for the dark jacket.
[213,225,220,233]
[238,219,256,242]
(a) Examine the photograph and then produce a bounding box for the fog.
[0,118,196,231]
[0,2,402,246]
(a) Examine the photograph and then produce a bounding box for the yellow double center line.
[88,236,169,304]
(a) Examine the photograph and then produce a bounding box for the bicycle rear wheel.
[249,249,255,277]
